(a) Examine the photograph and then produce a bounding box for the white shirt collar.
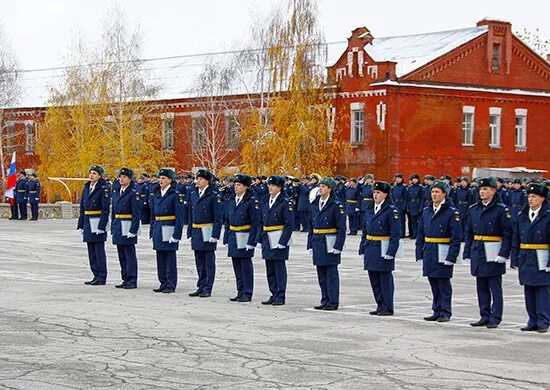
[529,206,542,221]
[198,185,208,197]
[160,186,170,197]
[269,192,280,206]
[433,199,446,213]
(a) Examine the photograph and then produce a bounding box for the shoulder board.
[288,201,294,211]
[454,210,460,215]
[130,188,137,193]
[468,203,477,210]
[217,194,222,203]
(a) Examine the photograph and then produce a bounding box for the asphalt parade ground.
[1,219,549,389]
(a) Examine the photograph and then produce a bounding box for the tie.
[320,201,325,210]
[531,211,535,221]
[120,189,124,196]
[236,197,240,206]
[199,190,204,198]
[269,198,274,208]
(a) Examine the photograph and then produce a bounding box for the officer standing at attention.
[150,168,185,294]
[28,172,41,221]
[187,169,223,298]
[360,181,401,316]
[297,176,312,232]
[223,174,260,302]
[111,168,141,289]
[453,176,474,235]
[308,177,346,311]
[509,179,527,222]
[345,178,361,235]
[391,173,408,238]
[406,174,423,239]
[77,165,111,285]
[463,177,512,328]
[15,170,28,220]
[359,174,375,225]
[259,175,295,306]
[416,180,462,322]
[422,175,435,209]
[511,182,550,333]
[135,173,150,225]
[496,178,510,207]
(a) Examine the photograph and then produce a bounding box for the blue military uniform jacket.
[28,180,40,204]
[407,183,424,216]
[150,184,185,251]
[422,185,432,209]
[78,178,111,243]
[135,181,150,209]
[252,183,268,201]
[15,178,28,203]
[345,186,360,215]
[223,190,260,258]
[297,184,312,212]
[334,183,345,202]
[359,200,401,272]
[390,183,408,212]
[463,196,512,277]
[307,195,346,266]
[111,182,141,246]
[359,184,374,213]
[187,185,223,251]
[416,201,463,278]
[259,193,295,261]
[497,187,510,206]
[511,202,550,286]
[453,186,474,219]
[509,189,527,221]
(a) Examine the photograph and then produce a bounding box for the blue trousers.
[397,209,406,237]
[428,277,452,318]
[347,214,360,234]
[18,202,27,219]
[299,211,309,231]
[140,207,150,225]
[368,270,394,312]
[194,250,216,294]
[317,265,339,308]
[265,259,287,303]
[10,203,18,219]
[231,257,254,298]
[116,245,138,286]
[30,203,39,220]
[476,275,503,324]
[156,250,177,290]
[408,213,420,238]
[86,241,107,282]
[524,285,550,330]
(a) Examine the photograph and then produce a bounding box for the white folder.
[380,239,404,259]
[536,250,549,271]
[161,226,175,242]
[438,244,450,264]
[325,235,337,253]
[235,232,249,249]
[121,220,131,236]
[201,226,213,242]
[89,217,100,234]
[484,242,501,262]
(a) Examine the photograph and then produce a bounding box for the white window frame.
[462,106,475,146]
[350,102,364,144]
[489,107,501,148]
[161,112,175,151]
[192,114,207,152]
[515,108,527,150]
[25,122,35,153]
[225,113,240,151]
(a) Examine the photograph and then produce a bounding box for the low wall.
[0,202,80,219]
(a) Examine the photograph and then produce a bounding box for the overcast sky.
[2,0,549,70]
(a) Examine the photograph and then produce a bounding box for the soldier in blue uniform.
[297,176,312,232]
[391,173,408,238]
[223,174,260,302]
[259,175,295,306]
[334,175,346,202]
[453,176,474,235]
[77,165,111,285]
[308,178,346,310]
[406,174,423,239]
[187,169,223,298]
[135,173,150,225]
[360,181,401,316]
[148,174,160,216]
[463,177,512,328]
[150,168,185,293]
[252,176,268,200]
[416,180,462,322]
[509,179,527,222]
[359,174,375,226]
[15,170,28,220]
[496,178,510,207]
[28,173,40,220]
[111,168,141,289]
[422,175,435,209]
[345,178,361,235]
[511,182,550,333]
[470,179,480,203]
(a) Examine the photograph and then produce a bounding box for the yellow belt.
[17,190,26,192]
[520,243,550,250]
[313,228,338,234]
[84,210,102,216]
[263,225,285,231]
[425,237,451,243]
[346,200,358,203]
[230,224,251,231]
[156,215,176,221]
[29,191,37,193]
[192,222,213,228]
[363,197,373,201]
[115,214,133,219]
[366,235,390,241]
[474,235,502,242]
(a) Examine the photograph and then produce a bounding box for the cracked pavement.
[1,219,549,389]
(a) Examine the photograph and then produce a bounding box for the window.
[25,123,35,153]
[462,106,475,145]
[326,105,336,142]
[515,108,527,149]
[489,107,501,148]
[350,103,364,144]
[161,113,174,150]
[225,115,239,150]
[131,115,144,152]
[192,115,206,151]
[5,122,15,148]
[492,43,501,71]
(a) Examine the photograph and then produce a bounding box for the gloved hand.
[443,260,454,266]
[77,228,83,235]
[416,259,423,264]
[383,255,394,260]
[246,244,255,251]
[355,208,360,212]
[308,248,313,256]
[208,237,218,243]
[463,258,471,263]
[275,244,286,249]
[495,256,507,264]
[126,232,137,238]
[330,249,342,255]
[168,237,179,243]
[546,267,550,273]
[95,229,105,234]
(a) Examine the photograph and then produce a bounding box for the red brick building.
[2,19,549,183]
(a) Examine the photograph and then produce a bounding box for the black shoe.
[323,306,338,311]
[188,290,201,297]
[437,316,450,322]
[314,305,326,310]
[229,296,240,302]
[115,283,126,289]
[271,301,285,306]
[378,310,394,316]
[538,328,548,333]
[424,314,439,321]
[470,320,489,327]
[486,323,499,329]
[237,297,251,302]
[153,287,164,293]
[123,285,137,289]
[90,279,105,286]
[162,289,175,294]
[261,299,274,305]
[369,310,380,315]
[199,292,211,298]
[84,279,96,285]
[520,326,538,332]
